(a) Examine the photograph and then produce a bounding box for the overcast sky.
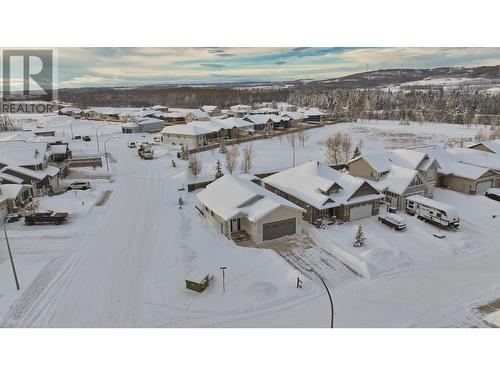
[56,47,500,88]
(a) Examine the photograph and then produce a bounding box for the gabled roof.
[214,117,253,129]
[282,112,307,121]
[160,123,218,136]
[371,165,419,195]
[201,105,218,112]
[197,175,304,222]
[0,164,59,181]
[263,161,382,209]
[0,140,49,167]
[469,139,500,154]
[414,145,500,179]
[349,149,429,173]
[244,114,275,125]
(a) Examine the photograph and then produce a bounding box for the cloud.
[54,47,500,87]
[200,63,226,68]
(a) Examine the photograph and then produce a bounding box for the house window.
[427,169,436,180]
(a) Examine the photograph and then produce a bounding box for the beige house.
[413,145,500,194]
[263,161,384,224]
[197,175,305,243]
[468,139,500,154]
[348,149,439,210]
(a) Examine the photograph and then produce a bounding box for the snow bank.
[484,311,500,327]
[306,225,412,279]
[359,248,411,278]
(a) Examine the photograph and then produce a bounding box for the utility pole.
[309,268,333,328]
[220,266,227,293]
[4,217,20,290]
[104,137,116,171]
[96,126,105,153]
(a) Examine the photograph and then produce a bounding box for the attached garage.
[263,218,296,241]
[349,203,373,221]
[476,179,493,194]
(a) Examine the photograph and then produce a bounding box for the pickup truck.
[138,144,154,159]
[25,210,70,226]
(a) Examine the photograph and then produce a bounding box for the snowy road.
[3,137,172,327]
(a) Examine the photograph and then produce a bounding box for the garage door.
[349,203,373,221]
[263,218,296,241]
[476,180,493,194]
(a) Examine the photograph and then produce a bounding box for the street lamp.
[3,215,20,290]
[96,125,106,153]
[220,266,227,293]
[104,136,117,171]
[308,268,333,328]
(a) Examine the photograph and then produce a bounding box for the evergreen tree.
[215,160,224,179]
[354,225,366,247]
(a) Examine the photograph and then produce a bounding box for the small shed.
[185,272,214,293]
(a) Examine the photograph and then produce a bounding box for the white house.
[197,175,305,243]
[160,122,220,148]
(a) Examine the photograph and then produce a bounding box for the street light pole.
[3,217,20,290]
[96,126,105,153]
[309,268,333,328]
[220,266,227,293]
[104,137,116,172]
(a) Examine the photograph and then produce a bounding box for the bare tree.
[324,133,343,165]
[240,143,255,174]
[225,145,239,174]
[296,123,310,146]
[188,153,202,179]
[286,132,297,166]
[341,133,352,162]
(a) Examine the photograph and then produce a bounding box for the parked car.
[138,144,154,159]
[127,141,137,148]
[485,188,500,202]
[82,135,91,142]
[406,195,460,228]
[25,210,69,226]
[378,213,406,231]
[67,181,91,190]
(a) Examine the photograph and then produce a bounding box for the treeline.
[58,85,500,125]
[289,87,500,125]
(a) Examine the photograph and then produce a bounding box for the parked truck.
[405,195,460,228]
[25,210,70,226]
[138,144,154,159]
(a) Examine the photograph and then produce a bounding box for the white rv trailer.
[406,195,460,228]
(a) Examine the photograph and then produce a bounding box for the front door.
[230,218,241,232]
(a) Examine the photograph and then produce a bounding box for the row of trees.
[188,143,256,179]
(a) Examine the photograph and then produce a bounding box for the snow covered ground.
[1,114,499,327]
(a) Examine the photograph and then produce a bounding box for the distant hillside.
[303,65,500,89]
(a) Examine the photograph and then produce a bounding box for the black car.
[82,136,91,142]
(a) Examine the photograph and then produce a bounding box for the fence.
[187,119,345,155]
[68,156,103,168]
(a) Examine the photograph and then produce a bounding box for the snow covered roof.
[298,108,325,117]
[214,117,253,129]
[0,164,59,181]
[201,105,218,113]
[371,165,419,195]
[197,175,305,222]
[229,104,252,112]
[469,139,500,154]
[0,184,27,203]
[169,108,210,120]
[414,145,498,179]
[0,140,49,167]
[0,172,23,184]
[447,148,500,171]
[282,112,307,121]
[263,161,382,209]
[135,117,165,126]
[244,114,283,125]
[160,123,219,136]
[249,107,280,114]
[350,149,429,173]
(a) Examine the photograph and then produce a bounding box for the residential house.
[201,105,221,116]
[122,117,166,133]
[263,161,384,224]
[160,122,221,149]
[413,145,500,194]
[348,149,439,210]
[197,175,305,243]
[0,184,33,214]
[468,139,500,154]
[229,104,252,117]
[298,108,326,122]
[281,112,307,127]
